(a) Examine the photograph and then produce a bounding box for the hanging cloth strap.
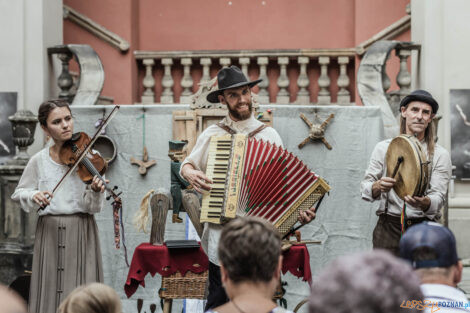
[216,122,236,135]
[248,124,267,138]
[216,122,267,138]
[400,202,407,236]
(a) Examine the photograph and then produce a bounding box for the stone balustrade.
[383,44,420,113]
[134,49,356,105]
[357,41,421,138]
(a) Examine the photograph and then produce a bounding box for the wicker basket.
[159,269,208,299]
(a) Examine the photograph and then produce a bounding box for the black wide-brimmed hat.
[169,140,187,152]
[206,66,262,103]
[399,89,439,114]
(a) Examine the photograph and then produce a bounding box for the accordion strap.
[216,122,267,138]
[248,124,267,138]
[216,122,236,135]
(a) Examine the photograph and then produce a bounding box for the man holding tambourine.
[361,90,452,256]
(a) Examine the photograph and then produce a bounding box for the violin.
[59,131,122,203]
[43,106,121,204]
[60,132,107,184]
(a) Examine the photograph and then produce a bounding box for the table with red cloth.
[124,243,208,298]
[281,244,312,284]
[124,242,311,298]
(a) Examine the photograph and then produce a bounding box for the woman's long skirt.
[29,213,103,313]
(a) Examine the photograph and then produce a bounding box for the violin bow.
[47,105,120,197]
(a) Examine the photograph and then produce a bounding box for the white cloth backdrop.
[70,105,384,313]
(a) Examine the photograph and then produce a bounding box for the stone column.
[296,56,310,105]
[337,56,350,104]
[219,57,231,69]
[200,58,212,84]
[396,49,412,93]
[142,58,155,104]
[317,56,331,104]
[239,57,250,78]
[381,63,391,94]
[160,58,174,104]
[57,52,73,101]
[256,57,269,103]
[0,110,38,285]
[276,57,290,104]
[180,58,193,104]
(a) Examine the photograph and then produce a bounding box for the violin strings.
[71,142,113,195]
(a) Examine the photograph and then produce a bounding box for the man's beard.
[228,101,253,121]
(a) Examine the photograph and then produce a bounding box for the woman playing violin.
[12,99,106,313]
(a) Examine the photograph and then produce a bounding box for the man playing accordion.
[180,66,316,311]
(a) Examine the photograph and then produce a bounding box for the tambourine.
[385,135,429,199]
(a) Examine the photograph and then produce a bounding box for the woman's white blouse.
[11,148,104,215]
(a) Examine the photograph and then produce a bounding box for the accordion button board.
[200,134,331,235]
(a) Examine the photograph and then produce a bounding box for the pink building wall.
[64,0,410,104]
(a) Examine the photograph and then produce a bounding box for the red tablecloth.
[124,243,208,298]
[282,244,312,283]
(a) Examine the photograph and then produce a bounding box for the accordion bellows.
[201,134,330,235]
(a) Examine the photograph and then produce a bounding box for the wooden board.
[172,108,274,155]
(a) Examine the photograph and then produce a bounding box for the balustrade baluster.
[219,57,231,69]
[276,57,290,104]
[239,57,250,78]
[142,58,155,104]
[337,56,350,104]
[200,58,212,84]
[296,56,310,105]
[317,56,331,104]
[396,49,411,93]
[256,57,269,104]
[161,58,174,104]
[180,58,193,104]
[57,52,73,100]
[382,64,391,94]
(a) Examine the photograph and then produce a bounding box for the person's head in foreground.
[58,283,121,313]
[0,285,27,313]
[400,221,462,287]
[308,250,424,313]
[214,216,283,313]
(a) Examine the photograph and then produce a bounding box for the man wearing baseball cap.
[361,90,452,255]
[400,222,469,312]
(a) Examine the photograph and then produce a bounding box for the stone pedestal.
[0,109,38,285]
[0,164,36,285]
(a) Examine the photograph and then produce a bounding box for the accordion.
[201,134,330,235]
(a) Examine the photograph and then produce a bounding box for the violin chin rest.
[71,132,82,141]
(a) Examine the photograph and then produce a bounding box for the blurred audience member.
[58,283,121,313]
[400,222,470,312]
[0,285,27,313]
[309,250,424,313]
[206,216,293,313]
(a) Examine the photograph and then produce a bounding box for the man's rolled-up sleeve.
[361,143,384,202]
[180,132,212,176]
[425,149,452,217]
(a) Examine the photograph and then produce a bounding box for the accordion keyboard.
[200,135,232,223]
